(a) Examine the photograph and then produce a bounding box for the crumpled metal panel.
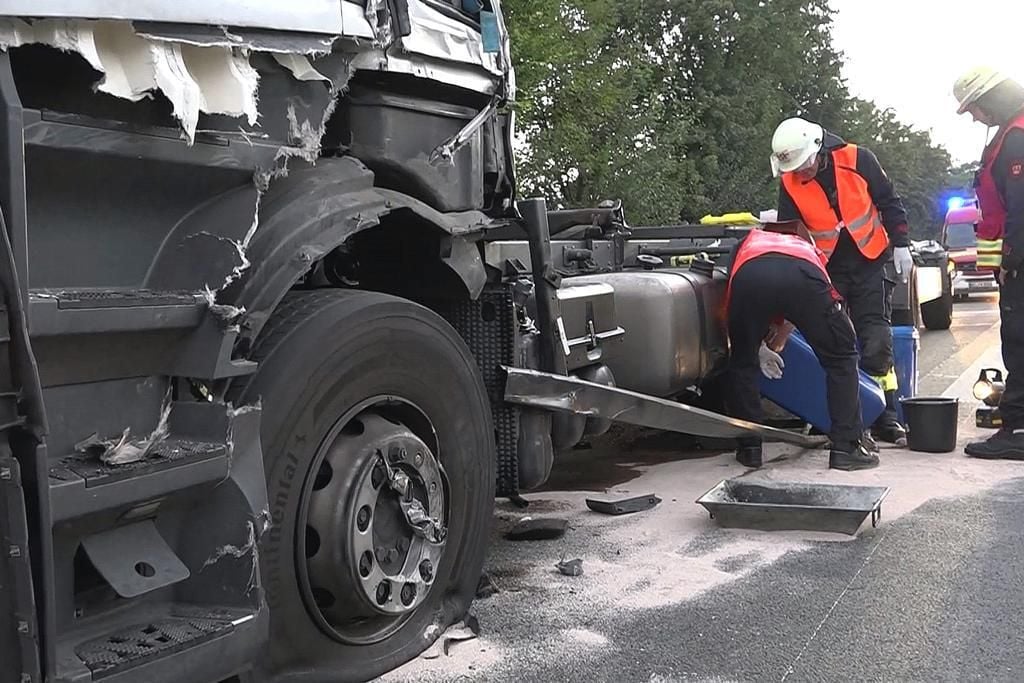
[0,0,344,34]
[401,0,501,75]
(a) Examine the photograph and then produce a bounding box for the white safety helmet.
[953,66,1009,114]
[770,117,824,178]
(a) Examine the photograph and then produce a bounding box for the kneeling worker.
[725,223,879,471]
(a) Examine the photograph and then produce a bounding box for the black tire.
[921,268,953,330]
[890,266,920,328]
[230,290,495,682]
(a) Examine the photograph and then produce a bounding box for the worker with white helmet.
[769,116,912,448]
[953,66,1024,460]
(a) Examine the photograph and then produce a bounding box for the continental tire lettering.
[265,445,302,610]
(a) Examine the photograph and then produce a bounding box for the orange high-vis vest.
[781,145,890,260]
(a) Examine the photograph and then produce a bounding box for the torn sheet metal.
[272,53,330,82]
[133,22,338,54]
[402,0,501,75]
[0,19,259,141]
[364,0,393,46]
[0,1,345,35]
[503,367,829,449]
[351,48,500,96]
[419,616,481,660]
[202,519,257,568]
[342,0,376,40]
[202,286,246,324]
[74,388,173,465]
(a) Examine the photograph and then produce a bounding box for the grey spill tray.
[696,479,890,536]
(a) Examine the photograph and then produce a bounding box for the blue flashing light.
[948,197,966,211]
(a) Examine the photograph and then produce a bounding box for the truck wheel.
[229,291,495,682]
[921,268,953,330]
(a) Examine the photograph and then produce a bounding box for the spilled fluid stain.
[539,425,729,492]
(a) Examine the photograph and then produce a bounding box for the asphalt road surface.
[385,296,1012,683]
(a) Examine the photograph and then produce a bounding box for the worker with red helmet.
[953,67,1024,459]
[725,224,879,471]
[769,117,913,448]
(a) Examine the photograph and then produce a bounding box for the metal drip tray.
[696,479,890,535]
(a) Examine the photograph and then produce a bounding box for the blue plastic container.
[760,330,886,434]
[892,325,920,424]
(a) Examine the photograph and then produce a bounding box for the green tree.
[837,99,953,238]
[503,0,954,230]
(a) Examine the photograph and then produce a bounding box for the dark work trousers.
[827,257,894,380]
[999,273,1024,430]
[727,255,863,449]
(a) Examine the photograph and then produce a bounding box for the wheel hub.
[302,410,448,642]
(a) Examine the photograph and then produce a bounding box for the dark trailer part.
[503,367,828,450]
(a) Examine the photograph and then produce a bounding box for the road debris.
[420,615,481,659]
[505,517,568,541]
[555,558,584,577]
[74,390,173,465]
[585,494,662,516]
[476,572,499,599]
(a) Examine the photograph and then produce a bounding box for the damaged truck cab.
[1,2,516,682]
[0,3,795,683]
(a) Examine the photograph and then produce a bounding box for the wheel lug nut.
[359,551,373,578]
[401,582,417,606]
[414,451,424,466]
[357,505,371,532]
[430,481,438,493]
[375,580,391,605]
[371,463,385,489]
[419,559,433,582]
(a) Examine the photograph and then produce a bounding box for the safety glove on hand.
[759,342,785,380]
[893,246,914,282]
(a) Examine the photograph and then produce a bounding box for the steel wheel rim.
[295,397,450,645]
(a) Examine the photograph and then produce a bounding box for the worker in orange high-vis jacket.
[770,117,911,447]
[724,225,878,471]
[953,67,1024,459]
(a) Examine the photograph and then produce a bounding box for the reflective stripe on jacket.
[974,111,1024,271]
[781,145,890,260]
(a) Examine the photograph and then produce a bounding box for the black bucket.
[900,397,960,453]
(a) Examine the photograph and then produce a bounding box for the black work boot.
[965,429,1024,460]
[872,391,908,446]
[735,445,763,468]
[830,443,880,471]
[861,431,880,454]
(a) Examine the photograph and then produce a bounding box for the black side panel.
[0,53,28,310]
[1,454,42,683]
[438,286,519,495]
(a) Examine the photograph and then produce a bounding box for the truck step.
[29,288,208,336]
[49,437,229,523]
[63,604,260,681]
[48,401,233,523]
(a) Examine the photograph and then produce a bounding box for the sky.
[830,0,1024,165]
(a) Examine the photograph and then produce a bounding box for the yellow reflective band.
[871,370,898,392]
[977,238,1003,268]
